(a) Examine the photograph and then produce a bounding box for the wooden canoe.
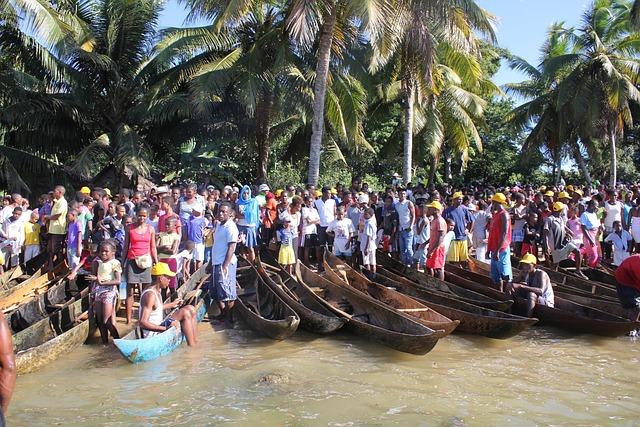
[0,262,68,312]
[323,254,458,336]
[113,265,209,363]
[377,251,513,311]
[235,262,300,340]
[14,292,92,374]
[0,252,48,290]
[372,267,538,339]
[256,252,346,334]
[297,262,441,355]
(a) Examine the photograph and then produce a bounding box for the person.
[178,183,204,238]
[22,210,41,263]
[314,186,337,267]
[425,201,446,281]
[65,209,83,270]
[510,193,528,257]
[188,204,208,271]
[443,191,472,265]
[87,240,121,344]
[470,200,491,264]
[544,202,587,279]
[360,208,377,273]
[511,253,555,317]
[379,195,399,255]
[288,197,302,261]
[413,206,430,270]
[261,191,278,245]
[156,217,181,291]
[614,255,640,326]
[580,199,602,268]
[521,212,540,258]
[487,193,512,292]
[0,311,15,421]
[277,214,296,274]
[121,207,158,324]
[78,197,94,243]
[158,196,182,236]
[210,202,238,321]
[139,262,198,346]
[1,207,24,268]
[173,240,195,286]
[603,190,623,260]
[236,185,259,263]
[630,197,640,253]
[45,186,68,270]
[395,188,415,267]
[301,195,320,267]
[604,220,632,266]
[326,206,355,264]
[203,212,215,264]
[442,218,456,257]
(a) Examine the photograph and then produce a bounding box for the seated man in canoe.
[511,253,555,317]
[614,255,640,325]
[139,262,198,346]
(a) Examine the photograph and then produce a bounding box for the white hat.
[206,185,215,191]
[192,204,204,213]
[357,193,369,204]
[155,185,169,194]
[392,172,400,178]
[259,183,270,192]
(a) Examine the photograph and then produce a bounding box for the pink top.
[127,224,152,259]
[567,218,583,244]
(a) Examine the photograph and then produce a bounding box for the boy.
[66,210,83,269]
[23,210,41,262]
[360,208,377,272]
[413,206,430,271]
[188,205,208,270]
[148,204,160,233]
[326,206,356,264]
[203,212,215,264]
[604,220,632,266]
[173,240,195,286]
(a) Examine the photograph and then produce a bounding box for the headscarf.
[237,185,259,226]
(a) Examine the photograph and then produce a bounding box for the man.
[425,201,446,280]
[139,262,198,346]
[544,201,588,279]
[1,207,24,268]
[46,185,68,271]
[443,191,472,265]
[314,187,336,268]
[211,202,238,320]
[0,311,15,422]
[614,255,640,325]
[327,206,355,264]
[487,193,512,292]
[511,253,555,317]
[395,188,415,267]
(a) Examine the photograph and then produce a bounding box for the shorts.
[490,248,512,283]
[94,286,118,305]
[143,316,174,338]
[317,226,329,245]
[616,284,640,309]
[512,228,525,243]
[521,242,536,256]
[362,249,376,266]
[413,247,427,265]
[304,234,319,248]
[212,261,237,302]
[193,243,205,261]
[382,234,395,252]
[238,225,258,248]
[446,240,469,262]
[333,247,353,257]
[67,247,81,269]
[426,246,445,270]
[551,242,579,263]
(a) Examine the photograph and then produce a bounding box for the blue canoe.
[114,265,209,363]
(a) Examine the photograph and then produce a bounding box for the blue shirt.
[443,205,472,240]
[188,216,207,244]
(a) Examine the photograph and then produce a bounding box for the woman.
[178,183,204,239]
[630,197,640,253]
[236,185,259,262]
[122,206,158,324]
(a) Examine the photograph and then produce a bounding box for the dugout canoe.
[323,254,458,336]
[255,252,346,334]
[377,252,513,311]
[0,262,68,312]
[113,265,209,363]
[0,252,48,290]
[297,262,441,355]
[14,292,92,374]
[235,262,300,340]
[371,267,537,339]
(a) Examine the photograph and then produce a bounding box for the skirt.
[238,225,258,248]
[125,260,152,284]
[278,245,296,265]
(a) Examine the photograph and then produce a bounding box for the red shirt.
[615,255,640,291]
[488,208,512,253]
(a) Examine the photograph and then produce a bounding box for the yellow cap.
[552,201,565,212]
[314,190,322,198]
[545,191,555,197]
[491,193,508,205]
[558,191,570,200]
[566,185,574,192]
[452,191,464,200]
[539,185,547,192]
[104,188,112,197]
[80,186,90,195]
[519,253,538,265]
[330,188,337,195]
[275,189,284,198]
[574,189,584,197]
[151,262,175,277]
[426,201,443,211]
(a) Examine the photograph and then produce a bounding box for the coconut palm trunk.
[402,78,415,185]
[609,125,617,187]
[307,4,337,186]
[573,141,591,186]
[256,92,273,182]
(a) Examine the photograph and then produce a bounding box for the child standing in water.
[87,240,122,344]
[277,215,296,274]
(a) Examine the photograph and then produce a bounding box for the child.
[443,219,456,258]
[188,204,208,270]
[148,204,160,233]
[521,213,540,258]
[604,220,632,266]
[203,212,215,264]
[567,206,583,248]
[66,210,83,269]
[1,206,24,268]
[78,197,94,243]
[157,216,181,290]
[277,214,296,274]
[360,208,377,273]
[172,240,194,295]
[87,240,121,344]
[326,206,355,264]
[23,210,41,262]
[413,206,430,271]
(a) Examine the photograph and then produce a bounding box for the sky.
[158,0,592,87]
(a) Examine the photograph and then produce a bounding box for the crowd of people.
[1,175,640,343]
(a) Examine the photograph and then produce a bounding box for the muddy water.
[9,324,640,426]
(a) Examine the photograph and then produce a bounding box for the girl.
[277,215,296,274]
[157,217,181,296]
[413,206,430,271]
[88,240,121,344]
[236,186,259,262]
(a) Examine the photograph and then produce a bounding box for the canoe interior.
[1,252,48,290]
[0,262,68,311]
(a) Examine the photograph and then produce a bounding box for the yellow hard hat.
[426,201,443,211]
[151,262,175,277]
[574,189,584,197]
[566,185,574,192]
[519,253,538,265]
[545,191,555,197]
[104,188,112,197]
[552,201,565,212]
[452,191,464,200]
[314,190,322,198]
[491,193,508,205]
[80,186,91,195]
[275,189,284,198]
[558,191,570,200]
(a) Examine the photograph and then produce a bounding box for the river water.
[9,324,640,426]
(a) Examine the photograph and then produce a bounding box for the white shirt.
[604,201,623,229]
[212,220,238,265]
[604,230,632,266]
[579,211,600,230]
[359,219,377,252]
[327,218,355,253]
[314,198,336,227]
[301,206,320,235]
